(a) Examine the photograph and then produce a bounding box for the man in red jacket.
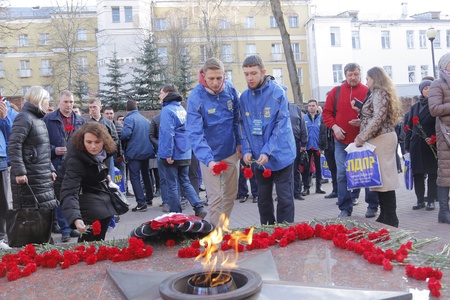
[322,63,375,218]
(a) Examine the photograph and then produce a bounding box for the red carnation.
[412,116,419,125]
[92,220,101,236]
[404,125,410,131]
[212,161,228,175]
[243,167,253,179]
[430,135,436,145]
[262,168,272,178]
[65,125,75,132]
[166,239,176,247]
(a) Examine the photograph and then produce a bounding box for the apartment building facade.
[306,8,450,101]
[0,6,99,103]
[97,0,312,103]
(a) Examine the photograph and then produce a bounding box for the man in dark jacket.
[288,102,308,200]
[44,90,85,242]
[121,100,155,212]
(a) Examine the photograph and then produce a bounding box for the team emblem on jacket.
[245,112,250,117]
[264,107,271,118]
[208,108,216,114]
[227,100,233,111]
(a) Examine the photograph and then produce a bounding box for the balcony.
[271,53,283,61]
[19,69,31,77]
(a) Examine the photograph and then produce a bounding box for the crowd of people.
[1,52,450,250]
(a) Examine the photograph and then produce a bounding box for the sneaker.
[126,191,134,197]
[365,208,377,218]
[324,192,338,199]
[154,189,161,197]
[0,239,11,250]
[352,198,359,205]
[70,230,80,238]
[426,202,435,211]
[146,200,153,206]
[61,232,71,243]
[114,215,121,223]
[194,206,207,218]
[338,210,351,218]
[132,204,148,212]
[162,203,170,213]
[294,194,305,200]
[180,198,189,210]
[52,223,61,234]
[239,196,249,203]
[252,196,258,203]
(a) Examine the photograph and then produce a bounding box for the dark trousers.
[376,191,398,228]
[78,217,112,242]
[188,152,199,195]
[255,164,294,225]
[0,170,8,240]
[128,159,153,206]
[293,144,303,197]
[238,159,258,197]
[150,168,160,190]
[301,149,322,190]
[324,147,337,194]
[413,173,437,203]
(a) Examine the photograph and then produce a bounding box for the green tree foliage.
[98,51,128,111]
[128,37,166,110]
[173,53,195,100]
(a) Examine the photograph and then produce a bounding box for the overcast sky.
[6,0,450,18]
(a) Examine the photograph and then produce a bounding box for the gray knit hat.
[419,80,432,96]
[438,52,450,71]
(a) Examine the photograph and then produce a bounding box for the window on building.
[381,31,390,49]
[22,86,31,96]
[273,68,283,85]
[406,30,414,49]
[225,70,233,84]
[408,65,416,83]
[332,64,343,84]
[297,67,303,85]
[330,27,341,47]
[434,30,441,48]
[200,45,208,63]
[77,56,88,75]
[77,29,87,41]
[18,34,28,47]
[19,60,31,77]
[383,66,393,78]
[181,18,188,30]
[245,44,256,57]
[39,33,50,46]
[289,16,298,28]
[421,65,428,79]
[112,7,120,22]
[0,61,4,78]
[244,17,255,29]
[271,43,282,61]
[42,85,53,98]
[270,16,277,28]
[352,31,360,49]
[124,7,132,22]
[419,30,427,48]
[158,47,168,65]
[291,43,301,60]
[156,18,167,31]
[219,18,230,29]
[446,30,450,48]
[221,44,232,62]
[41,59,52,76]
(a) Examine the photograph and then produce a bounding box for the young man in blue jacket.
[186,58,240,226]
[239,55,296,225]
[158,85,207,218]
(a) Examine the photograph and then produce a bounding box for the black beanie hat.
[419,80,432,97]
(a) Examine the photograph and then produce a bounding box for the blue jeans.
[163,163,203,213]
[238,159,258,197]
[335,140,353,213]
[157,159,169,205]
[351,188,379,210]
[255,164,294,225]
[128,159,153,206]
[55,206,71,235]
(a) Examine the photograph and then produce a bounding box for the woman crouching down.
[353,66,401,227]
[55,122,117,242]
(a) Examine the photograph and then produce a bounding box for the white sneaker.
[0,239,11,250]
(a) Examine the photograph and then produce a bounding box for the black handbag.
[6,183,53,248]
[299,150,309,166]
[102,181,130,215]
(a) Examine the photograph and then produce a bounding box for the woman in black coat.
[56,122,117,242]
[404,80,438,211]
[8,86,58,210]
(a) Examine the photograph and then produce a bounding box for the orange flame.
[193,214,254,287]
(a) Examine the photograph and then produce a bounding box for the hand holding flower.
[75,219,87,233]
